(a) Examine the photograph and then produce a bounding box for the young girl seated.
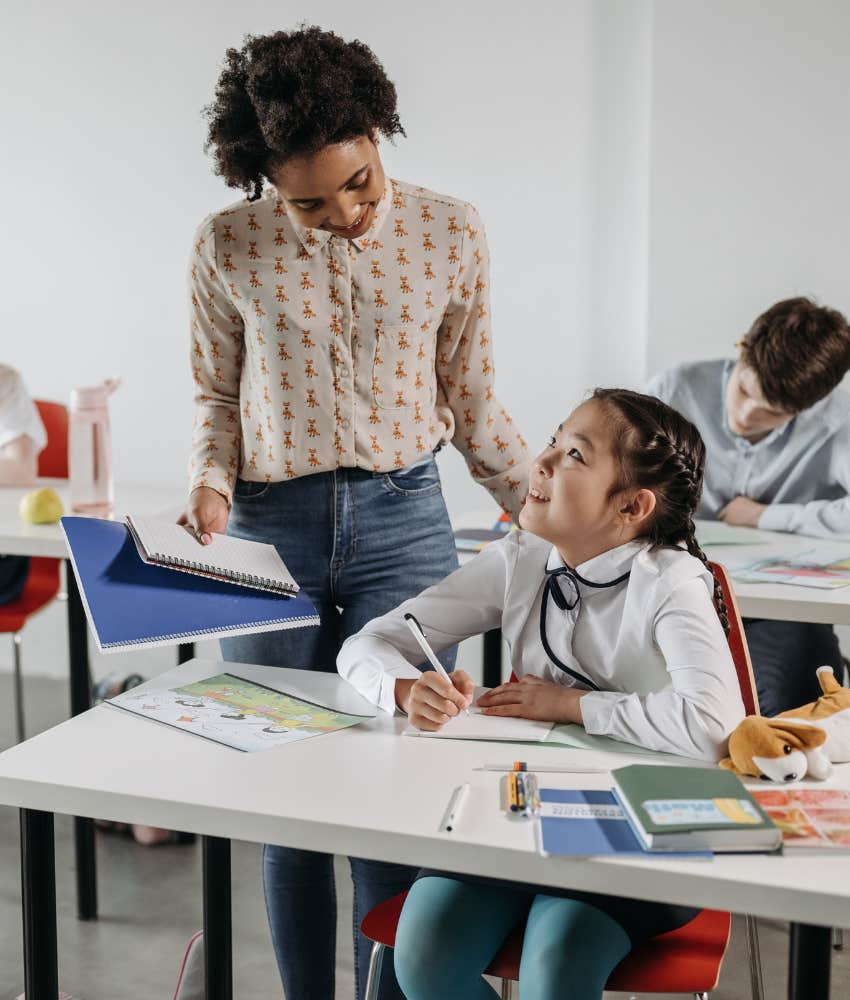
[337,388,745,1000]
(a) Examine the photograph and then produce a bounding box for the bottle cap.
[71,377,121,410]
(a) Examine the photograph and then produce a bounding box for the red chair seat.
[361,891,730,992]
[0,558,62,633]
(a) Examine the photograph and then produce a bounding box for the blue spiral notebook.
[61,516,320,651]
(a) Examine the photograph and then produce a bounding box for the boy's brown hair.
[739,297,850,413]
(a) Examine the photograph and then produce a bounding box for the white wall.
[646,0,850,375]
[4,1,849,682]
[2,0,636,681]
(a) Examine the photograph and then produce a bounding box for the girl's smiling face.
[519,399,655,566]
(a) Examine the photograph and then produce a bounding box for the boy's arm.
[756,435,850,535]
[579,577,746,760]
[337,537,514,713]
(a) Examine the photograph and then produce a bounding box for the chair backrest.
[34,400,69,479]
[708,560,760,717]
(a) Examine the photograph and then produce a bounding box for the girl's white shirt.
[337,531,745,761]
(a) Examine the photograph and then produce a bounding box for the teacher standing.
[180,26,529,1000]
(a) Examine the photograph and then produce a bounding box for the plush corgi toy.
[719,666,850,782]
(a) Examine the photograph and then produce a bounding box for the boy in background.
[647,297,850,716]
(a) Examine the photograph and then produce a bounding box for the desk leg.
[203,836,232,1000]
[20,809,58,1000]
[178,642,196,664]
[788,922,831,1000]
[66,562,98,921]
[482,628,503,689]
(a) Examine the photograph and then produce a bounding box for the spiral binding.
[103,613,319,648]
[153,552,297,596]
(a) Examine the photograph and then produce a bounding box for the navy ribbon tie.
[539,565,631,690]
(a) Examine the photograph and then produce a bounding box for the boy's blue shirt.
[646,359,850,537]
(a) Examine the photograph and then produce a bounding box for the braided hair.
[591,388,730,636]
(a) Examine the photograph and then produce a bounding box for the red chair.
[361,559,764,1000]
[0,400,68,743]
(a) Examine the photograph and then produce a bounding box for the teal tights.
[394,877,631,1000]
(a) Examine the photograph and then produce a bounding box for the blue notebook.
[538,789,710,858]
[61,516,320,651]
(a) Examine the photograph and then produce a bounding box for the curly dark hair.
[204,26,405,201]
[592,388,730,636]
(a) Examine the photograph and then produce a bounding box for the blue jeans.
[221,456,459,1000]
[743,619,844,717]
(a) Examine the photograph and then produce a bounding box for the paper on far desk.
[694,519,769,547]
[727,546,850,589]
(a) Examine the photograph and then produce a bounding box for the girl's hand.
[177,486,230,545]
[478,675,586,724]
[396,670,476,731]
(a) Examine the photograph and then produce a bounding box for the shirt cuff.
[576,691,617,735]
[757,503,800,533]
[475,467,529,522]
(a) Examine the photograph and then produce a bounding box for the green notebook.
[612,764,782,853]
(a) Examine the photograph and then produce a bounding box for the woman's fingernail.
[201,533,212,544]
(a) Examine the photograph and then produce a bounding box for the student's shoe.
[173,930,204,1000]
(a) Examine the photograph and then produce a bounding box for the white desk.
[0,658,845,1000]
[703,527,850,626]
[0,480,188,921]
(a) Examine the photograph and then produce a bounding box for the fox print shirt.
[187,179,529,515]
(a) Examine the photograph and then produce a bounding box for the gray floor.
[2,675,849,999]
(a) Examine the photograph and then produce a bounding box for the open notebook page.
[403,687,554,742]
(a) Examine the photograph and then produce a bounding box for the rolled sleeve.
[337,536,515,710]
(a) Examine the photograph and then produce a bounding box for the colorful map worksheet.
[107,672,372,752]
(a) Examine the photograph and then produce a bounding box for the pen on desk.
[515,771,527,813]
[480,764,607,774]
[443,783,470,833]
[404,613,469,715]
[507,771,519,811]
[521,773,540,817]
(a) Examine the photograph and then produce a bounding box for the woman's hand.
[177,486,230,545]
[478,674,586,724]
[396,669,476,732]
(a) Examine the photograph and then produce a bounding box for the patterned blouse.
[188,178,529,516]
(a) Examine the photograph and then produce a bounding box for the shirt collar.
[545,539,645,598]
[287,180,394,256]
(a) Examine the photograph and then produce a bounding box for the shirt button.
[339,368,350,379]
[341,418,351,430]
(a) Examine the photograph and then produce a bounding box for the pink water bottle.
[69,377,121,515]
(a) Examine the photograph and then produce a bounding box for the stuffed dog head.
[720,665,850,781]
[719,717,829,782]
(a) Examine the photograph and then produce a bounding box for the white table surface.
[0,480,186,558]
[0,657,849,929]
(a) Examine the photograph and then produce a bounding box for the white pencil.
[443,783,470,833]
[478,764,608,774]
[404,613,469,715]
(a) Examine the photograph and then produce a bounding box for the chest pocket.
[372,321,437,411]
